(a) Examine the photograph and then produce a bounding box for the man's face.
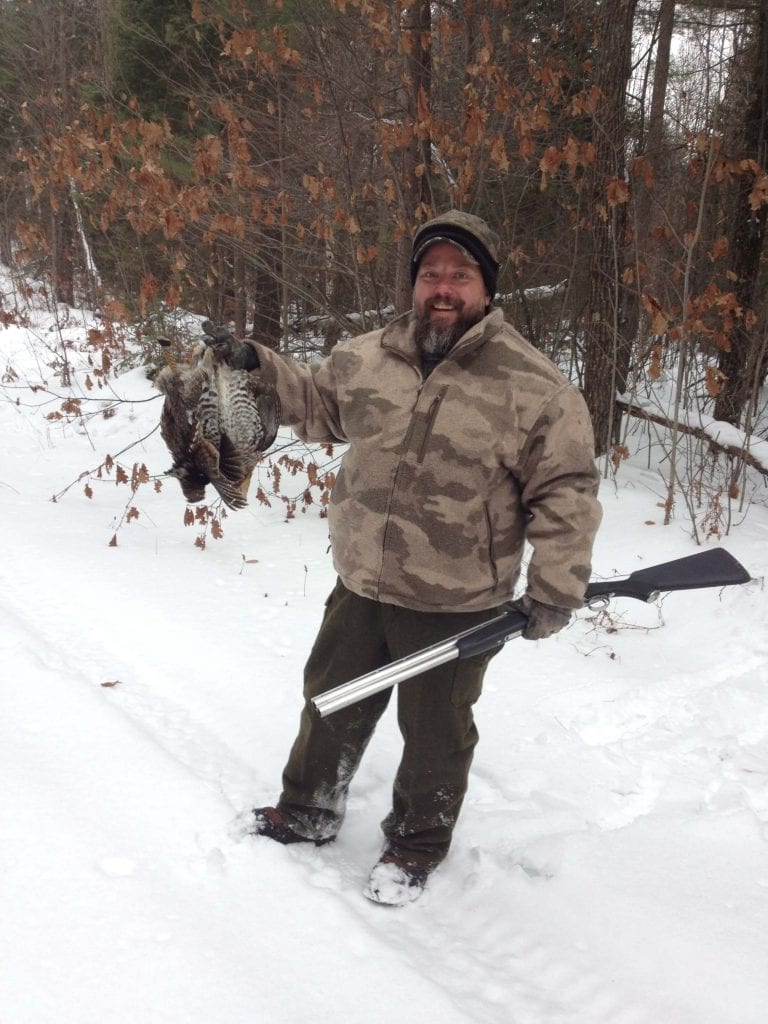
[412,241,490,328]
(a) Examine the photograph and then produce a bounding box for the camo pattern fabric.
[249,307,602,613]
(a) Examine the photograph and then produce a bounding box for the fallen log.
[616,398,768,478]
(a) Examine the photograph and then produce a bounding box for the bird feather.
[156,344,280,509]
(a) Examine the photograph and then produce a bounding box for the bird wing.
[156,361,211,503]
[189,361,252,510]
[249,377,281,452]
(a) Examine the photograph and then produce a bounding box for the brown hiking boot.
[363,849,432,906]
[247,806,335,847]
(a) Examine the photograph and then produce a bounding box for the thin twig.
[52,423,162,501]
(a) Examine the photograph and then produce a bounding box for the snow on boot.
[242,806,335,846]
[363,852,430,906]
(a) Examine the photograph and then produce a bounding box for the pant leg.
[380,602,504,870]
[277,580,392,840]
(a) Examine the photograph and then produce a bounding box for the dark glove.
[202,321,260,371]
[511,595,572,640]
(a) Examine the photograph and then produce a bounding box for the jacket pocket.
[484,503,499,587]
[450,645,501,707]
[416,386,449,464]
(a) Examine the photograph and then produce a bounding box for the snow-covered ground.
[2,278,767,1024]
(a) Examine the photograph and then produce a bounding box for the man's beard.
[414,303,484,356]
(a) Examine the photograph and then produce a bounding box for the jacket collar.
[381,307,503,365]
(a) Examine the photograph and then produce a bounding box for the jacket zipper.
[377,383,447,591]
[416,386,448,463]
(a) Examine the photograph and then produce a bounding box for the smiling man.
[411,212,497,370]
[414,245,488,367]
[206,210,603,905]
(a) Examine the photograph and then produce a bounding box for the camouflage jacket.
[251,308,602,613]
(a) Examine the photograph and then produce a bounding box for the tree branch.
[617,398,768,477]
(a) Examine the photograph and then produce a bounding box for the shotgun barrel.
[311,548,750,718]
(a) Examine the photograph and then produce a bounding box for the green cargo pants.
[277,579,504,871]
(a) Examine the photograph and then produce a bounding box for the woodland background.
[0,0,766,525]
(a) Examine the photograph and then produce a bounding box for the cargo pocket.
[484,503,499,588]
[450,646,500,708]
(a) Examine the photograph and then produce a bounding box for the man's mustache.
[426,298,464,312]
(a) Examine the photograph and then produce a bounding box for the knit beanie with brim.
[411,210,501,299]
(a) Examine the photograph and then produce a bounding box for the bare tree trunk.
[715,3,768,426]
[233,246,247,337]
[50,199,74,307]
[583,0,639,459]
[250,236,282,352]
[628,0,676,328]
[394,0,432,314]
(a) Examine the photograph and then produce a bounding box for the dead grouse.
[156,336,280,510]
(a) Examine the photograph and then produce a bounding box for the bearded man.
[209,210,602,905]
